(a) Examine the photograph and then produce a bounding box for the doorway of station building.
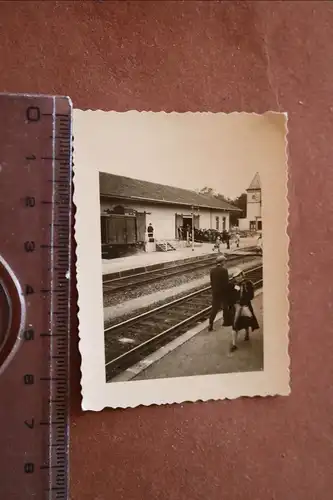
[183,216,194,242]
[182,216,192,229]
[175,213,200,241]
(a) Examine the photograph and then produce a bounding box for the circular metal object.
[0,256,25,373]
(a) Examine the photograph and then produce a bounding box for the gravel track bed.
[104,282,209,330]
[103,255,256,308]
[103,265,211,308]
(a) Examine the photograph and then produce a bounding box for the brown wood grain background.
[1,1,333,499]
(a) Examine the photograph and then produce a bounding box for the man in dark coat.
[208,254,230,331]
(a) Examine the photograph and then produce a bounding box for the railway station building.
[99,172,241,256]
[238,172,262,232]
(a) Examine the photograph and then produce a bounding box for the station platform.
[113,291,263,382]
[103,257,263,323]
[102,236,259,278]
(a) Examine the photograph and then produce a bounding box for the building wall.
[200,211,230,232]
[247,200,261,220]
[246,188,262,220]
[145,205,177,240]
[100,198,231,240]
[238,188,262,231]
[238,218,249,231]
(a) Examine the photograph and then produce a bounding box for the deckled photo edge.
[73,110,290,411]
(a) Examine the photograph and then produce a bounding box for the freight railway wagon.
[101,212,146,259]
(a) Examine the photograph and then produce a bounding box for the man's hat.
[216,255,226,263]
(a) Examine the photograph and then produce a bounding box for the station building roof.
[99,172,241,212]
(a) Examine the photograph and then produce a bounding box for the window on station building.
[216,216,219,230]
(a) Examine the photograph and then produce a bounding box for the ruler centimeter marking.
[0,94,72,500]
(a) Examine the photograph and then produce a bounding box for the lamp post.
[191,206,200,251]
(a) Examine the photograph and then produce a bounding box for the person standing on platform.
[225,230,230,250]
[235,230,240,248]
[257,233,263,255]
[222,229,230,250]
[213,235,222,253]
[227,268,259,352]
[208,255,229,331]
[147,222,154,242]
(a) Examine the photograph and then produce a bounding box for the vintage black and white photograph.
[101,170,264,383]
[74,110,289,410]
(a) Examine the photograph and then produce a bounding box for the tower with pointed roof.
[246,172,262,231]
[238,172,262,232]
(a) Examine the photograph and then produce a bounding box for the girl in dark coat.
[223,268,259,352]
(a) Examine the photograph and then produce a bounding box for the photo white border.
[73,110,290,411]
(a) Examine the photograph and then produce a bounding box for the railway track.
[105,263,263,381]
[103,246,260,293]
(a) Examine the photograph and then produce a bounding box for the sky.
[75,110,286,200]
